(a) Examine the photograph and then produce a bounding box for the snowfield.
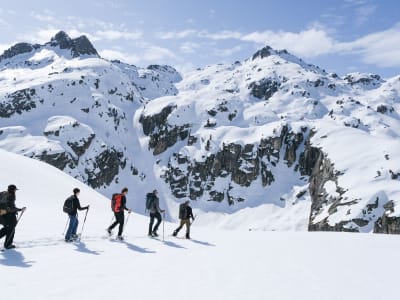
[1,149,398,300]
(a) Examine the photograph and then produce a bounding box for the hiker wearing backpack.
[147,189,165,237]
[0,184,26,249]
[173,200,194,239]
[107,187,132,240]
[64,188,89,242]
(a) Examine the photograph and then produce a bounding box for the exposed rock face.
[0,43,40,62]
[49,31,99,58]
[0,88,39,117]
[139,105,190,155]
[252,46,273,60]
[85,148,126,189]
[249,78,280,101]
[156,124,319,204]
[374,201,400,234]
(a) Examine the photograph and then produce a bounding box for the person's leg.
[153,212,162,233]
[117,213,125,236]
[65,215,78,241]
[4,214,17,247]
[72,216,79,237]
[109,213,119,231]
[184,219,191,238]
[148,213,155,235]
[173,219,184,236]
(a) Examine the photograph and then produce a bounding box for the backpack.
[179,203,188,219]
[111,193,122,212]
[0,191,9,215]
[145,193,154,210]
[63,196,74,214]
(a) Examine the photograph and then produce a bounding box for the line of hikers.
[0,184,195,249]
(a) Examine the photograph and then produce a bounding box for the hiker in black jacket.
[148,190,165,237]
[173,200,194,239]
[0,184,26,249]
[65,188,89,242]
[107,187,131,240]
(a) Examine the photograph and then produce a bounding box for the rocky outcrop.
[0,43,40,62]
[162,125,318,204]
[249,78,280,101]
[0,88,39,117]
[139,105,190,155]
[85,148,126,188]
[49,31,99,58]
[374,201,400,234]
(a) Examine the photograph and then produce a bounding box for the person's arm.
[6,194,24,213]
[122,196,131,212]
[188,206,194,220]
[76,197,89,210]
[156,197,165,213]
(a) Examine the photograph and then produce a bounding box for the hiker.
[0,184,26,249]
[147,189,165,237]
[107,187,131,240]
[173,200,195,239]
[65,188,89,242]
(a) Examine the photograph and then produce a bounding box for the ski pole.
[78,207,89,241]
[124,211,131,227]
[5,209,25,247]
[62,216,69,235]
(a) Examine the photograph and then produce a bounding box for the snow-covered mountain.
[2,148,399,300]
[1,32,400,233]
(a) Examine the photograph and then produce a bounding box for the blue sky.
[0,0,399,77]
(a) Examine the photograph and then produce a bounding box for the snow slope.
[1,149,399,300]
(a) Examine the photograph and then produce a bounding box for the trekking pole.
[62,216,69,235]
[124,211,131,227]
[78,207,89,241]
[4,209,25,248]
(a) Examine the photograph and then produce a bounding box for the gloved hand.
[21,207,27,212]
[86,205,90,210]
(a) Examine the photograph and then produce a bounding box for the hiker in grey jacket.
[0,184,26,249]
[148,190,165,237]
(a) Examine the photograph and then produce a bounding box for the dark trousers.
[174,219,191,237]
[109,212,124,236]
[149,212,162,234]
[0,213,17,248]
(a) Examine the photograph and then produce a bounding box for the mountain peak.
[49,31,98,58]
[252,45,274,60]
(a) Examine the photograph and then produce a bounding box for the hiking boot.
[116,235,124,241]
[152,231,158,237]
[172,231,177,237]
[71,234,79,241]
[5,244,16,249]
[65,238,73,243]
[106,228,112,236]
[185,234,190,239]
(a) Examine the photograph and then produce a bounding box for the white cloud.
[94,30,143,41]
[338,24,400,67]
[213,45,243,57]
[241,28,336,57]
[199,30,242,40]
[142,45,176,61]
[355,4,376,26]
[158,30,197,39]
[30,11,58,23]
[100,49,140,65]
[180,42,200,54]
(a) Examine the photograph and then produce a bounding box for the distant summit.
[48,31,99,58]
[0,30,99,62]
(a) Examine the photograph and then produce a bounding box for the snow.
[1,149,399,300]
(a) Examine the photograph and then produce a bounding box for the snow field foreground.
[1,149,398,300]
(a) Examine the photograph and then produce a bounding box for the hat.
[8,184,18,191]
